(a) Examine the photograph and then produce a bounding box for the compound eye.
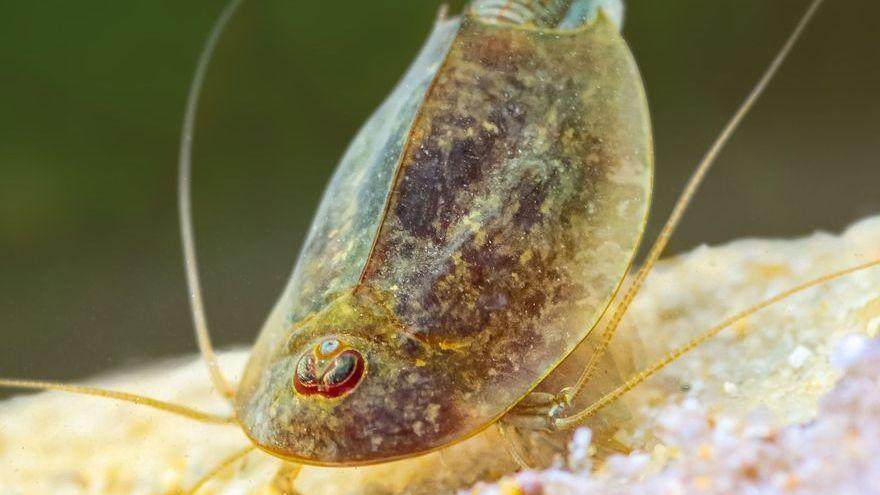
[324,350,360,387]
[294,340,365,399]
[294,353,319,391]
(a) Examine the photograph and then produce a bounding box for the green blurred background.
[1,0,878,391]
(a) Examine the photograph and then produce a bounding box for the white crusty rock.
[469,335,880,495]
[1,215,879,494]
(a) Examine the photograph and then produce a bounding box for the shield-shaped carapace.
[235,0,652,466]
[2,0,863,491]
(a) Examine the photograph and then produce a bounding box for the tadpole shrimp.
[1,0,879,493]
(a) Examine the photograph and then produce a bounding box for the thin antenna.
[554,256,880,430]
[0,378,236,425]
[565,0,826,402]
[179,0,246,400]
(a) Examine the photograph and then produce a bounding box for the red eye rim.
[294,347,366,399]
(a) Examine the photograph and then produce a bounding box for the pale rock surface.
[469,335,880,495]
[1,215,879,494]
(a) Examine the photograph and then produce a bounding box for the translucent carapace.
[235,0,652,465]
[2,0,868,493]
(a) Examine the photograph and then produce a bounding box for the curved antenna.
[179,0,246,400]
[554,256,880,429]
[0,378,236,425]
[565,0,826,402]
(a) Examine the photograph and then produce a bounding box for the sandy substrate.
[1,215,879,494]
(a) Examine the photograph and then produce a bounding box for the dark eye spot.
[294,345,365,399]
[325,351,357,386]
[319,350,365,398]
[294,353,319,393]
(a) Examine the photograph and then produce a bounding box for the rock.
[1,215,879,494]
[469,336,880,495]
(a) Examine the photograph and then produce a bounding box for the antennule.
[178,0,246,400]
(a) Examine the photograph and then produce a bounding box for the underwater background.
[1,0,878,392]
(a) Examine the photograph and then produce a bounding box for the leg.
[503,257,880,433]
[498,422,534,470]
[503,390,572,432]
[271,462,304,495]
[185,445,258,495]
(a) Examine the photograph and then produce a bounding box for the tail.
[468,0,624,29]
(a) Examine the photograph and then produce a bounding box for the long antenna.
[565,0,826,402]
[554,256,880,429]
[0,378,236,425]
[179,0,246,400]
